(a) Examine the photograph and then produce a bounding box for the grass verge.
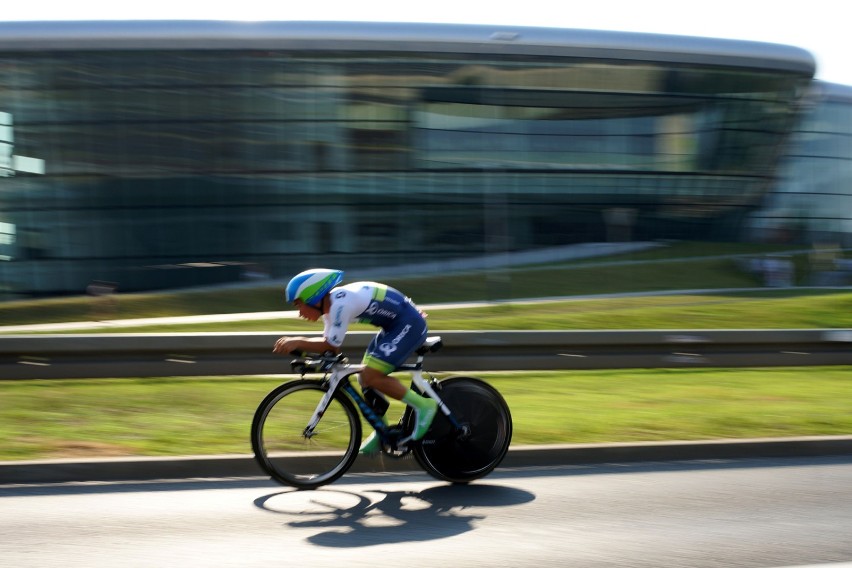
[3,290,852,333]
[0,241,814,326]
[16,290,851,333]
[2,366,850,461]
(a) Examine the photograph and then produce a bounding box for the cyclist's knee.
[359,367,386,388]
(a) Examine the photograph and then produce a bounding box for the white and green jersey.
[323,281,428,373]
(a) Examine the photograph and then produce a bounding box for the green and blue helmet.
[284,268,344,308]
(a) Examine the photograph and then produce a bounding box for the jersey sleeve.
[323,289,360,347]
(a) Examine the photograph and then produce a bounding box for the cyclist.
[273,268,437,454]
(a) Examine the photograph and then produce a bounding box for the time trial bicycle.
[251,336,512,490]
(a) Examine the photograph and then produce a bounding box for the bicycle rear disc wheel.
[413,377,512,483]
[251,380,361,490]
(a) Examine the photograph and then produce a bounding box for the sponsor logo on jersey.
[365,301,398,320]
[378,324,411,356]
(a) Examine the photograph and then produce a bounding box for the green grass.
[0,241,824,327]
[3,240,848,333]
[17,290,851,333]
[1,367,850,461]
[1,242,849,462]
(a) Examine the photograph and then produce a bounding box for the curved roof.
[814,81,852,102]
[0,20,815,76]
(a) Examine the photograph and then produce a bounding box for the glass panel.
[0,46,840,297]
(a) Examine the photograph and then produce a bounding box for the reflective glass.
[0,47,841,297]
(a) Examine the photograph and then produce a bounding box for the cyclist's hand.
[273,336,300,354]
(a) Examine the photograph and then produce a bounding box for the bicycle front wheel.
[413,376,512,484]
[251,379,361,490]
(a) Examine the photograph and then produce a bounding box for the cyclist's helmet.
[284,268,344,308]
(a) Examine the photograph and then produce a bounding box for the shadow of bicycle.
[254,483,536,547]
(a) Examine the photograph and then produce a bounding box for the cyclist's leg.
[358,413,388,454]
[360,319,436,442]
[360,367,437,445]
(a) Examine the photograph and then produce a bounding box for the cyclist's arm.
[272,287,363,354]
[273,336,339,355]
[323,289,366,347]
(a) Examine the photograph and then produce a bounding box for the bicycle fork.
[302,369,391,439]
[302,371,352,438]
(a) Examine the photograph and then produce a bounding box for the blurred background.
[0,20,849,309]
[0,20,850,471]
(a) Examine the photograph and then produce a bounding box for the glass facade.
[748,82,852,247]
[0,26,827,295]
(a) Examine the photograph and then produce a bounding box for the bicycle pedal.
[380,446,411,459]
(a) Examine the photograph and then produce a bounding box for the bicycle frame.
[254,335,512,488]
[301,349,462,450]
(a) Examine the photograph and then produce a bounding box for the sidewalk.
[3,436,852,485]
[0,310,301,333]
[0,300,507,333]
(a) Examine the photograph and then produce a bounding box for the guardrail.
[1,329,850,380]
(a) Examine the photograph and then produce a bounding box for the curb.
[3,436,852,485]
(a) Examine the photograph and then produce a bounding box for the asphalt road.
[3,456,852,568]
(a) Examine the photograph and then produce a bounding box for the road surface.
[2,457,852,567]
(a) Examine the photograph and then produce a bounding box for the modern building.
[747,81,852,246]
[0,20,847,296]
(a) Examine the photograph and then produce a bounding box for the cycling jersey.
[324,281,428,374]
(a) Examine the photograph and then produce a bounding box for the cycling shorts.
[362,312,428,374]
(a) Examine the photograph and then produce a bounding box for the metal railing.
[1,329,850,380]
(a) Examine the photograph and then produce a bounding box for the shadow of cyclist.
[254,483,535,548]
